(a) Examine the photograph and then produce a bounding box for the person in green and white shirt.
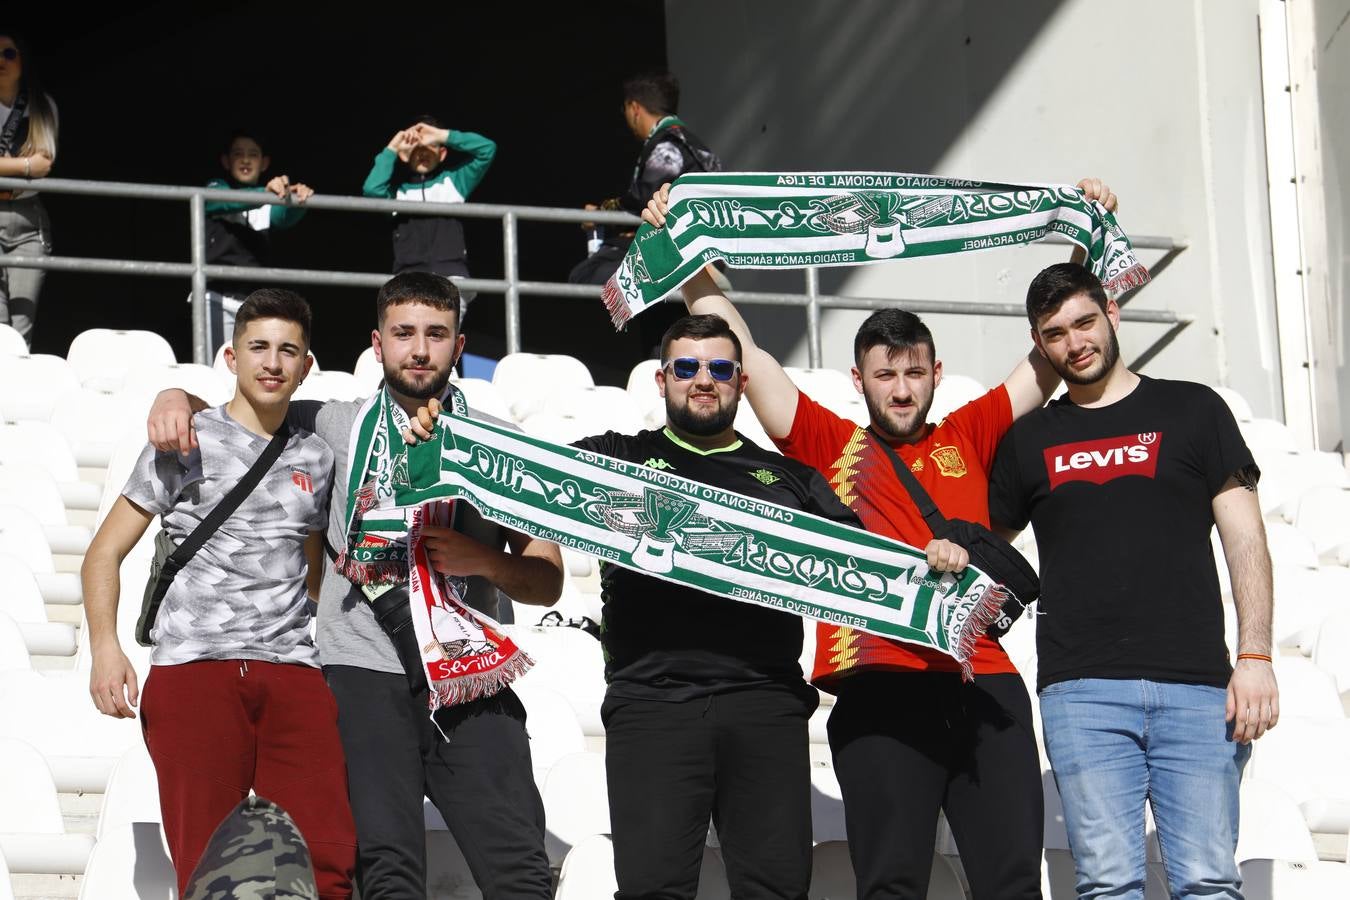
[362,116,496,316]
[202,130,314,355]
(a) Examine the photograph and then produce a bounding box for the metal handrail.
[0,176,1191,367]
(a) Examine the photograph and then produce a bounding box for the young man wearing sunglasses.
[643,179,1115,900]
[571,313,862,900]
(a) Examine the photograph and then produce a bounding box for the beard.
[864,390,934,441]
[1053,329,1121,386]
[384,362,453,401]
[666,390,738,437]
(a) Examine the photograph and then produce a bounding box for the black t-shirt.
[988,376,1256,690]
[572,427,862,701]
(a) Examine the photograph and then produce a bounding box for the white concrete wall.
[1309,0,1350,446]
[666,0,1285,418]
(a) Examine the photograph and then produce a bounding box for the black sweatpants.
[602,685,819,900]
[324,665,551,900]
[827,672,1043,900]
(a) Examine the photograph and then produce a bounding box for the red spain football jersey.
[774,386,1019,685]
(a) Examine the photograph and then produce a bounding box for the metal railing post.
[189,192,208,365]
[502,211,521,355]
[805,267,822,368]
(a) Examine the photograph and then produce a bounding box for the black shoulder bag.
[136,423,291,646]
[867,429,1038,638]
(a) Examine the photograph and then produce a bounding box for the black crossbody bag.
[136,423,291,647]
[867,428,1038,638]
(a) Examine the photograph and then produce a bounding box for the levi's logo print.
[1043,432,1162,489]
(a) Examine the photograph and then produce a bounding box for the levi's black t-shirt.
[572,427,863,701]
[987,376,1256,691]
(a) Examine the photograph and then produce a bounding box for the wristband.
[1236,653,1272,663]
[24,157,31,178]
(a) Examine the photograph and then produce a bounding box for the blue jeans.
[1039,678,1250,900]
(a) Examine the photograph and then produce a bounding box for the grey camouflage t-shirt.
[123,405,332,667]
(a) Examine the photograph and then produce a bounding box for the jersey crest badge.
[929,446,967,478]
[291,469,314,493]
[749,468,780,485]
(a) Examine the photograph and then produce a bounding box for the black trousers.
[827,672,1043,900]
[602,685,818,900]
[324,666,551,900]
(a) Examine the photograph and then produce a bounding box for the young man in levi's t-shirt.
[641,178,1116,900]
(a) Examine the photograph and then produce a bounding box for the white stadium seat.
[117,362,234,412]
[451,377,514,422]
[1260,521,1319,569]
[66,328,176,393]
[1238,858,1350,898]
[809,761,848,844]
[509,626,606,737]
[97,743,164,840]
[0,354,81,422]
[0,555,76,658]
[1246,715,1350,833]
[76,822,175,900]
[0,464,91,555]
[0,613,32,672]
[50,387,145,468]
[929,373,987,423]
[354,345,383,394]
[1312,609,1350,696]
[0,421,100,510]
[1236,779,1319,863]
[542,751,610,867]
[1270,657,1343,720]
[785,367,857,407]
[493,353,594,421]
[510,681,586,776]
[0,670,144,793]
[1269,565,1350,653]
[1212,386,1254,422]
[1240,418,1301,455]
[624,359,665,429]
[0,851,14,900]
[0,737,95,874]
[0,322,26,356]
[0,505,82,605]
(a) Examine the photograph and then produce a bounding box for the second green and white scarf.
[602,171,1150,326]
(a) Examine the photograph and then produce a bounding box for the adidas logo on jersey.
[1043,432,1162,489]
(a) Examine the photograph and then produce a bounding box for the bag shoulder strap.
[166,422,292,569]
[865,427,950,535]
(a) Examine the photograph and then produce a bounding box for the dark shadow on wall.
[665,0,1066,360]
[11,2,667,376]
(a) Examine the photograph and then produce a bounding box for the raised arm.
[1212,474,1277,743]
[81,496,155,718]
[1004,177,1119,417]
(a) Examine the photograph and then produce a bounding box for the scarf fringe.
[1104,262,1151,298]
[602,277,633,329]
[428,648,535,711]
[953,583,1009,682]
[335,552,405,587]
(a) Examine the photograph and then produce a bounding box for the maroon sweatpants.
[141,659,357,898]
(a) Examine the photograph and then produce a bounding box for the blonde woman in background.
[0,31,57,346]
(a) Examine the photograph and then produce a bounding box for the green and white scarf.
[602,172,1150,326]
[384,409,1015,677]
[340,386,534,711]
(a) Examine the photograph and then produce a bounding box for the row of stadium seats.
[4,323,1350,897]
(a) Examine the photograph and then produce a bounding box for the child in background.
[362,117,495,318]
[202,130,314,355]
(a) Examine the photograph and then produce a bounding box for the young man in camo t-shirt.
[82,290,356,899]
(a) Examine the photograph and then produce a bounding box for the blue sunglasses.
[662,357,741,382]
